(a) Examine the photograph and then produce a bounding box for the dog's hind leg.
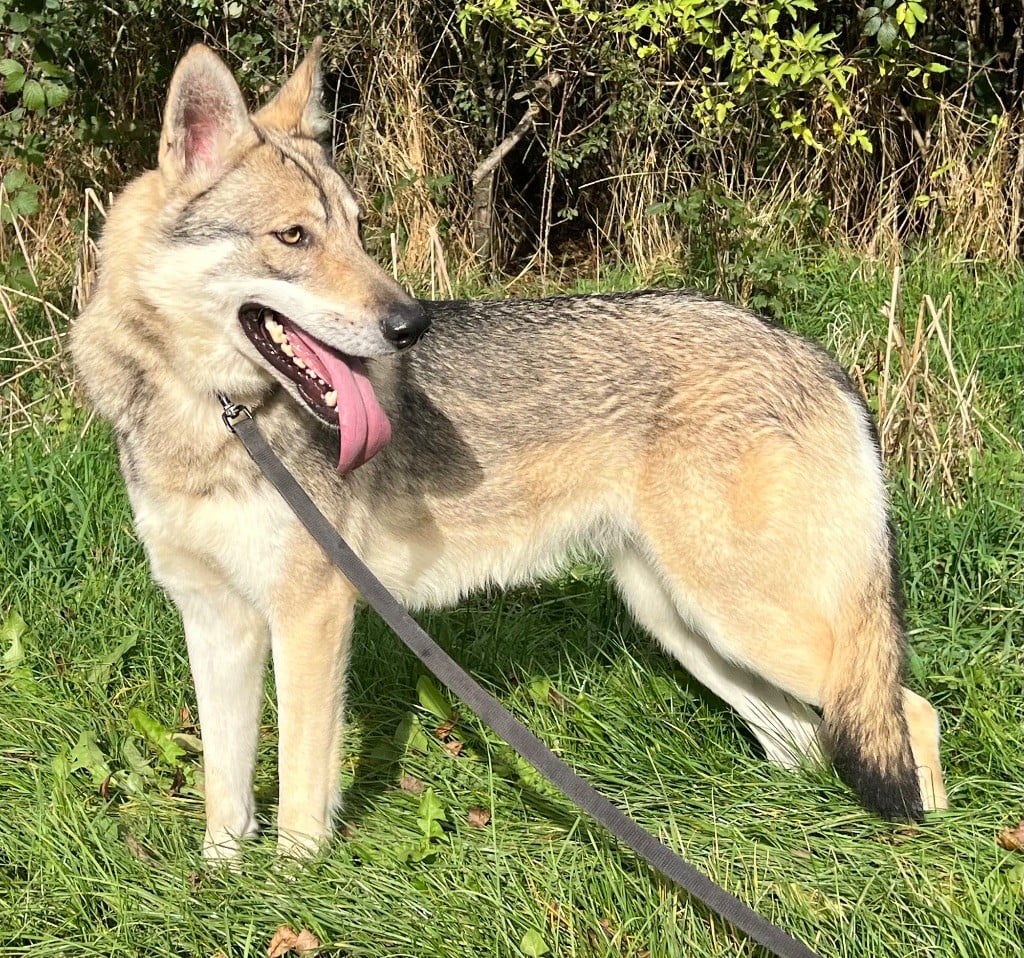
[630,507,932,819]
[903,687,947,811]
[174,577,270,861]
[611,547,824,769]
[269,556,358,857]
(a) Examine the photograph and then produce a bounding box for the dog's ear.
[159,45,256,186]
[254,38,327,139]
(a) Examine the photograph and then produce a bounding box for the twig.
[470,71,563,262]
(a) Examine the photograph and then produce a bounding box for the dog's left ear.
[254,38,327,139]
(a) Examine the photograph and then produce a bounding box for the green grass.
[1,253,1022,957]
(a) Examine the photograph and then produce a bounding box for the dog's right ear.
[159,45,256,186]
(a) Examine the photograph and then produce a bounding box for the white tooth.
[270,326,286,344]
[293,357,306,369]
[281,343,294,357]
[324,391,337,407]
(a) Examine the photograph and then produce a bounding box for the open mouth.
[238,303,392,474]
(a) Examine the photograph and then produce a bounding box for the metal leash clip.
[216,392,253,434]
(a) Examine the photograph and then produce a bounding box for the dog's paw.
[276,827,326,860]
[203,820,258,867]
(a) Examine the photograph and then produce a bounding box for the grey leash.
[218,394,823,958]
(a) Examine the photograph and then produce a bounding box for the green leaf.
[11,189,38,217]
[67,731,112,786]
[877,20,898,49]
[1,611,28,670]
[394,712,429,752]
[129,707,186,767]
[8,12,30,31]
[121,738,154,778]
[89,634,138,686]
[520,930,550,957]
[527,676,552,704]
[22,79,46,112]
[863,14,882,37]
[4,67,24,93]
[0,58,24,78]
[416,788,447,840]
[3,168,27,191]
[33,60,67,79]
[43,81,69,108]
[416,674,453,722]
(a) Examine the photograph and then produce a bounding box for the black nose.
[381,301,430,351]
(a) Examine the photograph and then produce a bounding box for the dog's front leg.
[175,581,271,861]
[270,565,356,856]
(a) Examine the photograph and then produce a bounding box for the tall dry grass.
[598,87,1024,279]
[0,182,81,447]
[334,3,469,286]
[836,265,1004,506]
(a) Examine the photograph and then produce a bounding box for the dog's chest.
[127,471,295,607]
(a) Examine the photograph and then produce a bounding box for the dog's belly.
[357,495,632,611]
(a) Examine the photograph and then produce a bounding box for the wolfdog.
[72,42,946,859]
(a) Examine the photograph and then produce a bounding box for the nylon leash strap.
[219,396,823,958]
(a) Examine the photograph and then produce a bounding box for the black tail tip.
[835,756,925,822]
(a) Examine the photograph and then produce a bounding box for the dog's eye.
[275,226,307,246]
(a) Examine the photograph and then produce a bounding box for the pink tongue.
[286,327,392,474]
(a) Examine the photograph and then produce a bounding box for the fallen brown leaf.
[996,820,1024,853]
[267,925,321,957]
[339,821,358,840]
[443,739,464,757]
[170,765,186,796]
[123,832,156,864]
[399,774,424,794]
[467,807,491,828]
[547,686,569,710]
[434,712,460,739]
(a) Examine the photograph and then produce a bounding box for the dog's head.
[148,41,428,472]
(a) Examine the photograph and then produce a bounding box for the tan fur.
[72,44,947,859]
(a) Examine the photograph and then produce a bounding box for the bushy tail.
[823,566,924,822]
